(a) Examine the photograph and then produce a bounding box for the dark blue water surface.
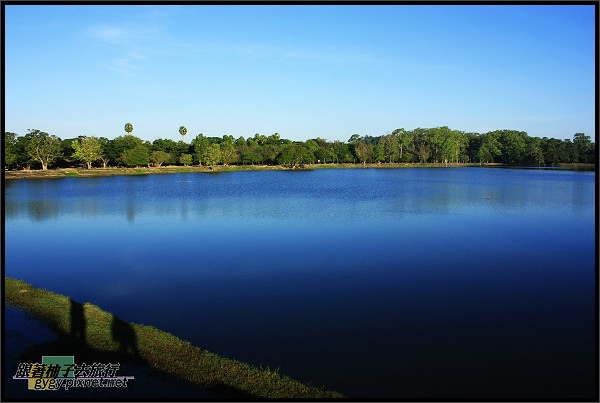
[4,167,596,398]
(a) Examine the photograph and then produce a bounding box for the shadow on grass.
[70,299,86,343]
[111,315,139,356]
[13,299,254,399]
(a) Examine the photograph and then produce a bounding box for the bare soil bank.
[4,162,512,180]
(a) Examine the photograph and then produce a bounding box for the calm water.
[4,167,596,398]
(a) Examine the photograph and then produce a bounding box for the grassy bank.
[3,165,286,180]
[4,162,502,180]
[5,277,343,398]
[5,162,592,180]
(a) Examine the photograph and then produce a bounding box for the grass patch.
[5,277,343,398]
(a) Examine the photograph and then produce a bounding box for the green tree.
[572,133,592,163]
[332,141,352,163]
[297,143,315,164]
[478,132,501,163]
[113,135,144,166]
[354,141,373,166]
[177,139,193,159]
[192,133,210,165]
[179,126,187,143]
[219,135,238,165]
[304,140,319,163]
[560,139,574,163]
[496,130,527,165]
[72,136,103,169]
[412,128,431,163]
[14,135,33,169]
[113,134,143,151]
[150,150,172,167]
[380,134,398,163]
[98,137,112,168]
[374,143,385,163]
[394,128,415,162]
[253,133,267,145]
[313,138,334,164]
[121,145,149,167]
[440,129,464,164]
[262,144,281,165]
[277,143,296,166]
[267,133,281,145]
[4,132,18,169]
[587,143,596,164]
[221,142,238,165]
[241,139,263,165]
[205,143,222,166]
[25,129,62,170]
[417,143,430,163]
[277,143,313,166]
[526,137,544,166]
[55,138,77,168]
[124,122,133,135]
[152,138,180,164]
[426,127,447,163]
[348,134,361,144]
[464,132,482,163]
[179,153,192,166]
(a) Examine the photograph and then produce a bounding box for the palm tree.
[179,126,187,142]
[124,122,133,135]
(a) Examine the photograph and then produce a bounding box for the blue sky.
[4,4,596,142]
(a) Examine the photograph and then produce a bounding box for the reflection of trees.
[5,201,22,219]
[26,200,60,221]
[16,170,593,225]
[571,180,592,214]
[75,200,100,217]
[126,178,136,223]
[127,198,135,223]
[181,199,189,221]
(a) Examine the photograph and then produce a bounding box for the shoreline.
[4,162,594,181]
[4,277,343,398]
[1,162,532,180]
[4,303,230,399]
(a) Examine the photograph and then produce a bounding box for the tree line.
[3,123,595,171]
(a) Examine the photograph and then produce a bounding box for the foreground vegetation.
[4,125,595,172]
[5,277,343,398]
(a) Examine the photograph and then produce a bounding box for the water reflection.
[571,181,591,214]
[127,199,136,223]
[76,199,101,218]
[126,178,136,223]
[4,169,595,224]
[27,200,60,221]
[4,168,596,398]
[180,198,189,222]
